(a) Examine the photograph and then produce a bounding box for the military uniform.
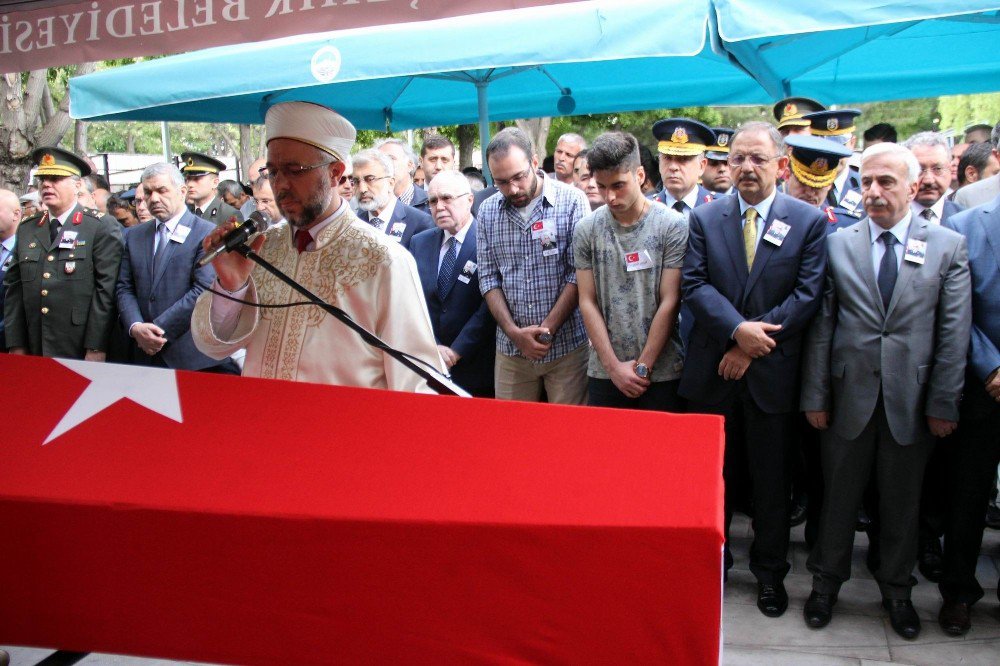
[801,109,864,214]
[4,204,123,358]
[180,151,244,227]
[773,97,826,135]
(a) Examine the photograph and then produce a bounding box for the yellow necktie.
[743,208,758,271]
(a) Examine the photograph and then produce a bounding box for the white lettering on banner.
[59,12,84,45]
[140,2,163,36]
[190,0,216,29]
[0,0,417,62]
[107,6,136,38]
[166,0,189,32]
[35,17,55,49]
[222,0,249,21]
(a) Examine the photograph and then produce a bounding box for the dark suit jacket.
[0,241,12,350]
[357,199,433,249]
[680,192,828,413]
[472,186,498,218]
[409,221,495,396]
[409,185,429,214]
[945,194,1000,417]
[116,210,222,370]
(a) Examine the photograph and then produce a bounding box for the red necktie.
[295,229,311,253]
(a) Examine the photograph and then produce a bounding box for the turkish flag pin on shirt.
[625,249,654,272]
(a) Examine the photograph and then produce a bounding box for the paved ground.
[4,515,998,665]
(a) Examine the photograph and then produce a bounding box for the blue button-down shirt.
[476,172,589,362]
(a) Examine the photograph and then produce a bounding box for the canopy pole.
[160,122,171,162]
[476,81,491,185]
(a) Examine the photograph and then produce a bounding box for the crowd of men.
[2,98,1000,643]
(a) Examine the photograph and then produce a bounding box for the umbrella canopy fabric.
[70,0,767,128]
[715,0,1000,102]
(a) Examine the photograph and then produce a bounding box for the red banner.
[0,355,724,664]
[0,0,583,74]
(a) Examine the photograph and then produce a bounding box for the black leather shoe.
[918,537,944,582]
[757,582,789,617]
[804,590,837,628]
[938,599,971,636]
[883,599,921,640]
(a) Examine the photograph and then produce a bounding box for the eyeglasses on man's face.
[260,160,336,181]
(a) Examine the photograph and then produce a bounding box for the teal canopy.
[70,0,1000,128]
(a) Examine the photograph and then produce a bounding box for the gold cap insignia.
[671,127,688,144]
[41,154,56,167]
[827,118,839,131]
[718,134,729,147]
[785,103,797,116]
[187,157,195,166]
[810,158,829,172]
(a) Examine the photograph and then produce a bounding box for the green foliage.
[937,93,1000,136]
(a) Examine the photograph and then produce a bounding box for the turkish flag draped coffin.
[0,355,724,665]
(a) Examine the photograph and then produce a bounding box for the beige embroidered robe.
[192,210,445,393]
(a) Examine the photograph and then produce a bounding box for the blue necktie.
[877,232,898,310]
[153,222,168,273]
[437,237,458,301]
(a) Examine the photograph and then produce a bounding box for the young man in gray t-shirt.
[573,131,688,410]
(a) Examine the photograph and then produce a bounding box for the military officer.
[802,109,864,215]
[652,117,718,216]
[3,147,123,360]
[783,134,857,232]
[773,97,826,137]
[703,127,736,196]
[180,151,244,227]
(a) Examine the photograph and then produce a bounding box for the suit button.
[47,255,54,261]
[40,289,48,296]
[41,307,49,314]
[42,272,51,279]
[150,296,156,302]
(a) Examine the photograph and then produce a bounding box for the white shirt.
[737,188,777,249]
[369,197,398,233]
[661,185,700,217]
[910,199,944,225]
[869,212,911,276]
[438,219,473,271]
[153,209,185,254]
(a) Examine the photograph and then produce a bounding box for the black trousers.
[808,399,933,600]
[587,378,683,411]
[940,383,1000,605]
[690,383,795,585]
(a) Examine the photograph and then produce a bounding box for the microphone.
[197,210,270,267]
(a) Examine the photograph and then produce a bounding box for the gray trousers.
[807,400,934,600]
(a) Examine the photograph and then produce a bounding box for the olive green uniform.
[188,195,244,227]
[3,204,124,358]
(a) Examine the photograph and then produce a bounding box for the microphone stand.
[232,242,469,398]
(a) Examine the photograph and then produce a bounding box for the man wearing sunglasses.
[192,102,444,392]
[680,121,828,618]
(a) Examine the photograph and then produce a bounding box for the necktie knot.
[920,208,935,221]
[672,201,685,214]
[880,231,897,247]
[295,228,311,253]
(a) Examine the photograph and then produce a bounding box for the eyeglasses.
[261,161,335,181]
[919,165,949,177]
[349,175,392,188]
[493,168,533,188]
[727,153,781,168]
[427,192,471,206]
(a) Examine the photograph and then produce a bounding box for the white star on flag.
[45,359,184,445]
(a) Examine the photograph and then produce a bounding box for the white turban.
[265,102,356,175]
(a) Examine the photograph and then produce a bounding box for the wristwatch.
[634,362,649,379]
